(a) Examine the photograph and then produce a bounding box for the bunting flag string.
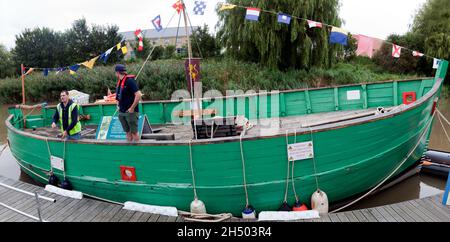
[19,1,446,76]
[216,2,443,66]
[23,38,128,76]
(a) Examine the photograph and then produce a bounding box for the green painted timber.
[6,61,448,216]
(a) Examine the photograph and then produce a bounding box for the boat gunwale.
[5,77,443,146]
[44,77,434,107]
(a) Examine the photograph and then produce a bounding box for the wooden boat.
[5,61,448,216]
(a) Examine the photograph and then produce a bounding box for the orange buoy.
[292,201,308,211]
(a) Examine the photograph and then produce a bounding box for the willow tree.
[411,0,449,61]
[217,0,342,70]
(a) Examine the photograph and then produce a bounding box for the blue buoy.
[278,201,292,211]
[61,179,72,190]
[242,205,256,219]
[48,173,58,186]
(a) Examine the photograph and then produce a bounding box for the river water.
[0,99,449,210]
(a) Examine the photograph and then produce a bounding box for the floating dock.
[0,175,449,222]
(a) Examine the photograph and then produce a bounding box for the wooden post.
[181,0,199,139]
[21,64,26,104]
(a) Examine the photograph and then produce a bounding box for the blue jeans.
[67,133,81,140]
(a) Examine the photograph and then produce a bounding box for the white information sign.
[287,141,314,161]
[50,156,65,171]
[347,90,361,100]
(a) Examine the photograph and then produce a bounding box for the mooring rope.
[239,135,250,207]
[188,140,199,200]
[436,109,450,126]
[330,112,435,213]
[45,138,53,173]
[308,127,320,191]
[437,111,450,145]
[63,139,67,179]
[283,130,291,203]
[291,129,300,203]
[0,144,7,158]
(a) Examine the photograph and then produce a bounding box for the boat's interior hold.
[22,107,390,141]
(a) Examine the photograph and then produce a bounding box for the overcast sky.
[0,0,427,50]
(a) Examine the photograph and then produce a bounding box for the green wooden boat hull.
[6,61,448,216]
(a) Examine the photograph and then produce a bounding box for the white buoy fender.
[190,199,207,214]
[311,189,329,214]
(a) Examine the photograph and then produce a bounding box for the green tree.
[0,44,15,78]
[411,0,450,60]
[217,0,342,70]
[190,24,220,58]
[373,34,428,75]
[163,45,176,59]
[12,27,67,68]
[65,18,122,64]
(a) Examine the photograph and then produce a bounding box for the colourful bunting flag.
[152,15,163,32]
[433,58,441,69]
[135,29,144,52]
[116,41,128,55]
[246,8,260,21]
[81,56,99,69]
[412,51,424,57]
[43,68,49,76]
[392,44,401,58]
[219,3,236,11]
[193,1,206,15]
[173,0,184,14]
[307,20,323,28]
[277,13,291,25]
[329,27,348,46]
[100,47,114,63]
[69,65,80,75]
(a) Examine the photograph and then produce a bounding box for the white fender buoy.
[311,189,329,214]
[242,205,256,219]
[190,198,207,214]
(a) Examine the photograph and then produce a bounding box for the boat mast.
[181,0,200,140]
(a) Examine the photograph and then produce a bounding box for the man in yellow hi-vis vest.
[51,90,81,140]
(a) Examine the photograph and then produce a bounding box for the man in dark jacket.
[115,64,142,142]
[51,90,81,140]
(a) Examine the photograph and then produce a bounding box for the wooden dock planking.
[1,175,449,222]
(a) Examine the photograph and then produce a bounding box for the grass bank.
[0,58,417,104]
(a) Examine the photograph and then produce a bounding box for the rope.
[185,9,204,59]
[178,210,233,222]
[63,140,66,179]
[436,109,450,126]
[188,140,198,199]
[45,138,53,173]
[308,128,320,191]
[330,112,435,213]
[283,131,291,203]
[291,129,299,202]
[437,113,450,144]
[239,135,250,207]
[0,144,7,158]
[11,105,39,126]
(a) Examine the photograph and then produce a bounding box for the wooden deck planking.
[1,175,449,222]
